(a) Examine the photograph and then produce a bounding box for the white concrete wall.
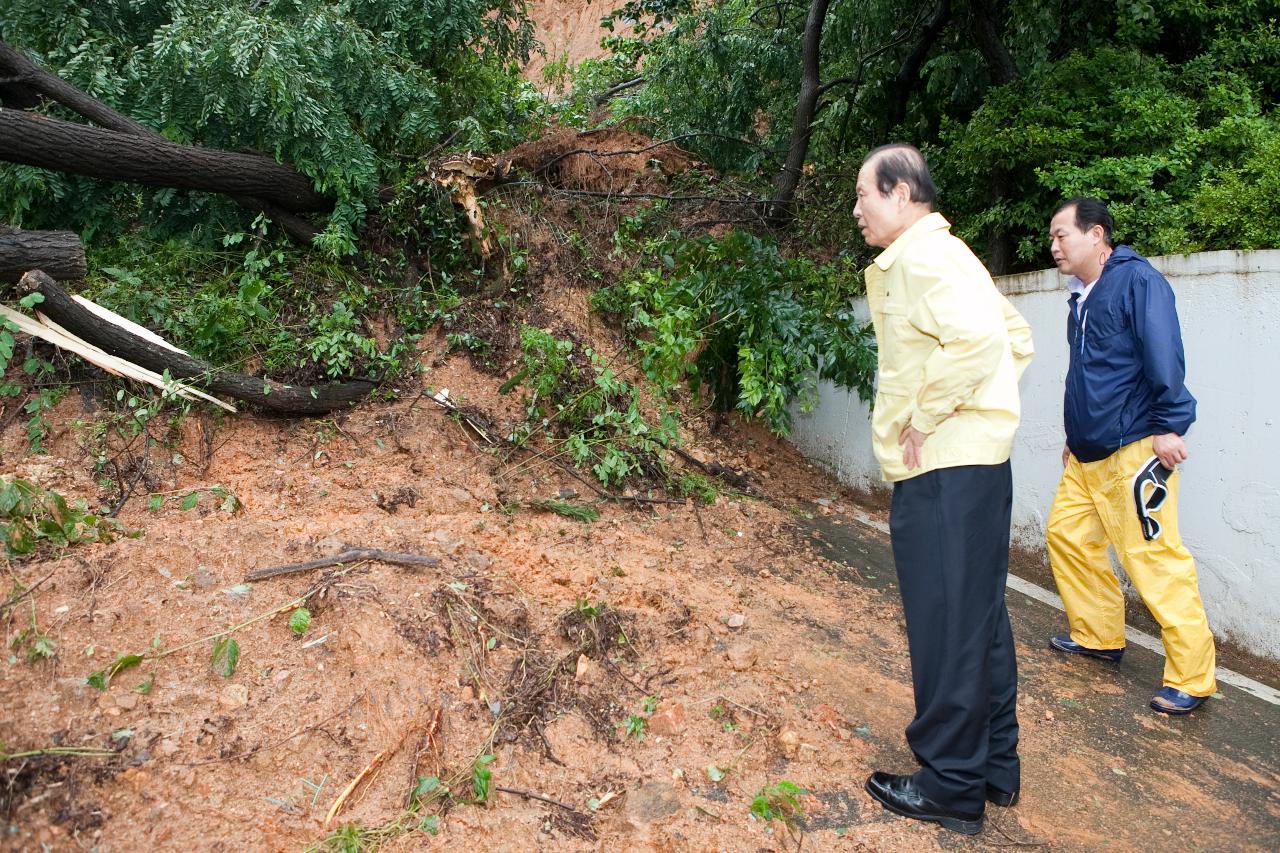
[790,250,1280,661]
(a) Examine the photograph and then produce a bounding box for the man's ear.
[1089,223,1106,244]
[893,181,912,206]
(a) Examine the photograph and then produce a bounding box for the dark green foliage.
[594,228,875,435]
[940,44,1280,260]
[611,0,798,171]
[0,0,538,251]
[600,0,1279,265]
[81,224,402,381]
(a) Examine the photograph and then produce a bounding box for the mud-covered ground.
[4,331,1278,852]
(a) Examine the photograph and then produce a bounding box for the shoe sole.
[1049,638,1123,662]
[1150,699,1205,715]
[864,779,984,836]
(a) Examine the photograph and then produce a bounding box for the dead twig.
[0,568,56,618]
[693,502,709,543]
[494,785,579,813]
[987,811,1050,848]
[245,548,440,582]
[405,707,444,807]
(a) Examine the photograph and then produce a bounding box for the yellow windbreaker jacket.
[866,212,1034,482]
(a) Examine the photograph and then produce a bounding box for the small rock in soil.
[218,684,249,710]
[776,726,800,758]
[726,642,757,671]
[725,613,746,629]
[624,781,682,828]
[190,567,217,589]
[575,653,602,685]
[649,701,686,737]
[431,528,463,554]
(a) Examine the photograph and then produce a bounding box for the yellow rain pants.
[1047,436,1216,696]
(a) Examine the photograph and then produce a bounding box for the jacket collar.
[872,211,951,270]
[1064,244,1139,299]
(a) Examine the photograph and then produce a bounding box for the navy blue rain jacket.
[1064,246,1196,463]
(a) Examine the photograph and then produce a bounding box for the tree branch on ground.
[19,271,374,414]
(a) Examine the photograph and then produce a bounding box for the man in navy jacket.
[1044,197,1216,715]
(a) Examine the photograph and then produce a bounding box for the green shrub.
[594,229,875,435]
[507,326,679,487]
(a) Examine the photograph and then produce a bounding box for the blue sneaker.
[1150,687,1207,715]
[1049,634,1124,662]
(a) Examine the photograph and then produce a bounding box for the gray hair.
[864,143,937,207]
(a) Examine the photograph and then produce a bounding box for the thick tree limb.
[966,0,1018,273]
[884,0,952,134]
[0,42,152,135]
[0,110,329,213]
[594,76,646,103]
[19,271,373,414]
[0,41,323,243]
[0,226,85,282]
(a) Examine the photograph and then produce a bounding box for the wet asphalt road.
[797,510,1280,852]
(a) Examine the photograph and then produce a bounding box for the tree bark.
[884,0,952,135]
[0,41,323,243]
[967,0,1018,86]
[0,110,329,213]
[966,0,1018,273]
[768,0,832,223]
[0,227,85,282]
[19,271,373,415]
[0,42,152,135]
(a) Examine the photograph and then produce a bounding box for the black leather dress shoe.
[864,771,984,835]
[986,784,1019,807]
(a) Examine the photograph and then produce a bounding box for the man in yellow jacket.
[856,144,1034,836]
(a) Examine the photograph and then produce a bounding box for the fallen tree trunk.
[20,270,374,414]
[0,110,330,213]
[0,226,85,282]
[0,42,321,244]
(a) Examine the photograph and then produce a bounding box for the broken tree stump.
[0,226,85,282]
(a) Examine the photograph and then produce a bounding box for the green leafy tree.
[598,0,1278,267]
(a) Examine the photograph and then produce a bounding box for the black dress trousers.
[889,461,1020,813]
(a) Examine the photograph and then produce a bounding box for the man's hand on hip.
[899,425,928,470]
[1062,443,1071,468]
[1152,432,1187,468]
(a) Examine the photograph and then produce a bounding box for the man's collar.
[872,211,951,270]
[1066,276,1090,296]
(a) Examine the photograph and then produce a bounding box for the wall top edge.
[994,249,1280,297]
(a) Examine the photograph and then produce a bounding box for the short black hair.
[863,143,937,207]
[1054,196,1114,246]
